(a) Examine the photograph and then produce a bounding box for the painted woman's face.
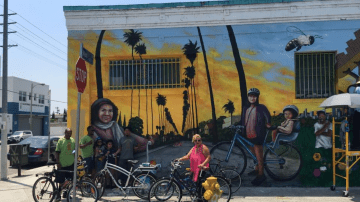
[248,94,257,104]
[98,104,113,123]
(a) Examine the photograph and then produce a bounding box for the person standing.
[55,128,75,201]
[118,127,138,185]
[80,126,95,176]
[241,88,271,186]
[352,81,360,150]
[314,110,332,149]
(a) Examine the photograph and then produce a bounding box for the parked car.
[7,131,33,143]
[7,136,61,164]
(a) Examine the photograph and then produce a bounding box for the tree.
[197,26,218,143]
[95,30,106,99]
[226,25,248,116]
[181,90,190,132]
[128,116,144,136]
[51,111,55,119]
[223,99,235,124]
[63,109,67,122]
[123,115,126,127]
[135,43,148,134]
[184,66,196,130]
[118,112,122,127]
[182,40,200,131]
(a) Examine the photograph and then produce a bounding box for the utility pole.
[1,0,17,181]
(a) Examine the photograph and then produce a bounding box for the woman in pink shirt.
[178,134,211,182]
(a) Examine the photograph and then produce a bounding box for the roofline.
[63,0,306,11]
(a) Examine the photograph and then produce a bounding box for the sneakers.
[251,174,266,186]
[247,170,258,176]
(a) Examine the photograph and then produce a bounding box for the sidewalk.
[0,164,360,202]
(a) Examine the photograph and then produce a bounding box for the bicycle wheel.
[151,179,182,202]
[210,141,247,175]
[93,172,106,198]
[67,180,98,202]
[264,143,302,181]
[32,177,56,202]
[218,169,241,194]
[199,176,231,202]
[132,172,157,200]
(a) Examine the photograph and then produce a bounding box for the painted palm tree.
[226,25,248,115]
[181,90,190,132]
[197,26,218,142]
[223,99,235,124]
[95,30,106,99]
[184,66,196,130]
[182,78,192,129]
[124,29,143,60]
[182,40,200,132]
[156,93,162,130]
[124,29,144,119]
[135,43,148,133]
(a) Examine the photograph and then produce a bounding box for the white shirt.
[355,87,360,112]
[314,121,333,149]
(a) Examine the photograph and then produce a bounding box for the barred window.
[295,51,336,99]
[109,58,181,90]
[19,91,26,102]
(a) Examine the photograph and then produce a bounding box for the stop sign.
[75,57,87,93]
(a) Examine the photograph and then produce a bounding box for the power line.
[0,88,67,103]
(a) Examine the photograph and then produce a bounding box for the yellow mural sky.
[67,30,353,135]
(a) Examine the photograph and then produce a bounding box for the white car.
[7,131,33,143]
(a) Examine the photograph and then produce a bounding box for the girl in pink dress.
[178,134,211,182]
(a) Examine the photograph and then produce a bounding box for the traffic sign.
[75,57,87,93]
[81,46,94,65]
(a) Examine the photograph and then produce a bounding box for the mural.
[68,19,360,186]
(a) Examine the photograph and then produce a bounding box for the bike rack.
[331,117,360,197]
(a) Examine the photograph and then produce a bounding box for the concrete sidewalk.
[1,164,360,202]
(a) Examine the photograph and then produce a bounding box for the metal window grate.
[109,58,181,90]
[295,51,336,99]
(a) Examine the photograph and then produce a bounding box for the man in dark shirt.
[118,127,138,184]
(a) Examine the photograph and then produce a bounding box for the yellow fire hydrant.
[202,176,223,202]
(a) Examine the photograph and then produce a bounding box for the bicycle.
[93,154,159,200]
[32,161,98,202]
[209,157,241,193]
[149,160,231,202]
[210,124,302,181]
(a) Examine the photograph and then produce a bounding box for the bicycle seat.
[272,121,300,149]
[127,160,139,164]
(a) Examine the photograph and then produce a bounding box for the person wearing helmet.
[241,88,271,186]
[94,136,106,172]
[271,105,299,142]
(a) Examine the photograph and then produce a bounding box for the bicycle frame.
[225,129,285,166]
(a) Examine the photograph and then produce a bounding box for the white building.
[0,77,50,136]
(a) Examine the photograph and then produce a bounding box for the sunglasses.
[195,139,202,142]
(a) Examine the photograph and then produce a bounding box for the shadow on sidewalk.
[5,179,33,188]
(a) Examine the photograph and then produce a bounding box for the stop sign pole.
[72,52,87,201]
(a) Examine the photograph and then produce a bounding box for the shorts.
[83,157,94,173]
[55,164,74,183]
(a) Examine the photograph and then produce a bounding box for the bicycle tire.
[93,172,106,198]
[264,143,302,181]
[32,177,56,202]
[151,179,182,202]
[210,141,247,175]
[217,169,241,194]
[67,180,98,202]
[132,172,157,200]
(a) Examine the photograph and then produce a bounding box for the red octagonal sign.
[75,57,87,93]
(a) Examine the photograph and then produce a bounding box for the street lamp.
[30,83,45,134]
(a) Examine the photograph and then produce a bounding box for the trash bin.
[9,144,30,167]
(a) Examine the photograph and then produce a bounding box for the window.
[19,91,26,102]
[295,51,336,99]
[39,95,45,104]
[34,93,37,101]
[109,58,181,90]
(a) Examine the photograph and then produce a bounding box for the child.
[94,137,105,172]
[272,105,299,142]
[103,139,120,188]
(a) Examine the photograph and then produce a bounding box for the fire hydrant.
[202,176,223,202]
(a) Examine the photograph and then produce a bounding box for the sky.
[3,0,209,114]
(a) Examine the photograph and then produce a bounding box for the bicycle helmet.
[283,105,299,118]
[248,88,260,96]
